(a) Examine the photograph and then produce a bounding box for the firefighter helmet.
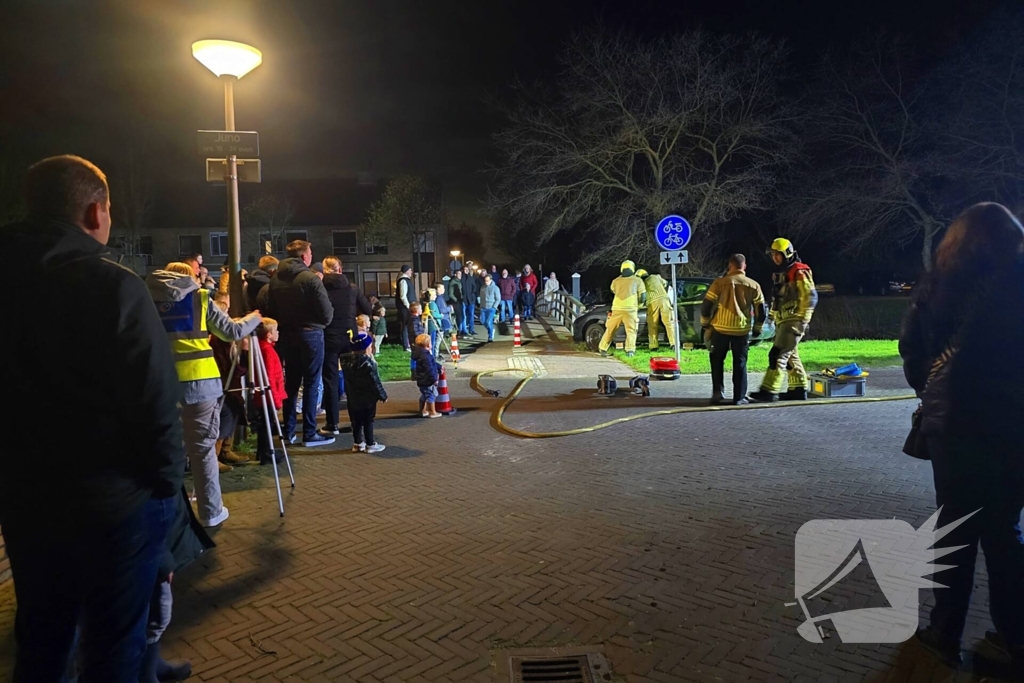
[620,260,635,273]
[635,268,648,279]
[769,238,795,259]
[597,375,618,395]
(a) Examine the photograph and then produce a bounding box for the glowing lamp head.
[192,40,262,79]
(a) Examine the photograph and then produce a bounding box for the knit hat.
[400,264,412,274]
[350,332,373,351]
[311,262,324,273]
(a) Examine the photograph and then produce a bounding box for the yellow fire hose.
[472,369,917,439]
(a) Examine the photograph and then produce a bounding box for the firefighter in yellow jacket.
[635,268,676,351]
[750,238,818,402]
[599,260,646,357]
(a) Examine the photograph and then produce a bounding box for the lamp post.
[449,249,461,276]
[192,39,262,316]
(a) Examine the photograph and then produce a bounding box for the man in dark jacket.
[244,254,278,312]
[1,155,183,682]
[449,270,466,334]
[395,265,414,351]
[461,265,480,336]
[256,239,334,447]
[320,256,372,434]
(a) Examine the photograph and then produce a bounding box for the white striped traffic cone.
[435,366,456,415]
[513,314,522,348]
[451,332,460,366]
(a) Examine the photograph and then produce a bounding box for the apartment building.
[114,176,447,299]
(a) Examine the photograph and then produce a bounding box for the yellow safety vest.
[155,288,221,382]
[645,275,669,304]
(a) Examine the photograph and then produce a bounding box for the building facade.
[113,177,448,300]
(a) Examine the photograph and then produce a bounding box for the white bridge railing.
[539,289,587,335]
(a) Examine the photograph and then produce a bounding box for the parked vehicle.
[573,277,776,350]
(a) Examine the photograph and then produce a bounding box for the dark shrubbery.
[808,296,909,340]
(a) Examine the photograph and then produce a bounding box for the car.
[573,277,776,351]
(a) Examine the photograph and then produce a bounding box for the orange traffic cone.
[451,332,460,366]
[513,314,522,348]
[435,366,456,415]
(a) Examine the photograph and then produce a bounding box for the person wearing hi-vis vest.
[750,238,818,402]
[635,268,676,351]
[599,260,647,357]
[147,262,262,527]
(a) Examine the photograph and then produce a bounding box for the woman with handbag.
[899,202,1024,670]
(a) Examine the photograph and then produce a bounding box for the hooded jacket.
[2,219,185,526]
[481,281,501,309]
[323,272,373,347]
[256,257,333,332]
[520,269,539,295]
[146,270,261,404]
[244,267,274,312]
[340,352,388,407]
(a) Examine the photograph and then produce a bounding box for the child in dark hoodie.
[412,333,442,418]
[341,333,388,453]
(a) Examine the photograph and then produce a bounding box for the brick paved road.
[0,361,1015,682]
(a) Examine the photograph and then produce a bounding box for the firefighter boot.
[780,387,808,401]
[748,389,779,403]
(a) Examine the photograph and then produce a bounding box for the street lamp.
[192,39,262,316]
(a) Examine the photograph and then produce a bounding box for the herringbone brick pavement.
[0,373,1014,682]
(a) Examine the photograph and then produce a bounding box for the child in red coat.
[254,318,285,467]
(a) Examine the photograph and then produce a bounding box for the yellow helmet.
[620,260,635,273]
[769,238,795,259]
[635,268,648,279]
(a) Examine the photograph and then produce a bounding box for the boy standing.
[371,301,388,355]
[341,333,388,453]
[254,319,286,466]
[521,282,536,320]
[412,334,442,417]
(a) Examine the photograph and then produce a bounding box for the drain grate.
[514,656,591,682]
[506,651,613,683]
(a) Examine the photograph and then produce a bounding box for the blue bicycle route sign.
[654,215,692,251]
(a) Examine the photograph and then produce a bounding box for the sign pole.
[670,263,680,363]
[223,76,244,317]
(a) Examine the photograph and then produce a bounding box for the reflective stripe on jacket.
[644,275,669,304]
[156,288,221,382]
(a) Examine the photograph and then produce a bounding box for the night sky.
[0,0,1003,231]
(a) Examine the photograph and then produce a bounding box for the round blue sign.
[654,215,692,251]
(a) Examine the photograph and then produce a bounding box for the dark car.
[572,277,776,350]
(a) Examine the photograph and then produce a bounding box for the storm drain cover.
[500,649,613,683]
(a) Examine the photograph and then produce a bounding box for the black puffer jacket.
[256,257,333,332]
[900,258,1024,439]
[340,353,388,407]
[244,267,273,312]
[324,272,373,347]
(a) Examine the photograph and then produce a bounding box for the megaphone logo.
[788,508,978,644]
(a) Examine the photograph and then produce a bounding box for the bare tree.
[487,29,798,270]
[782,38,949,270]
[243,191,294,256]
[110,145,155,273]
[364,175,441,283]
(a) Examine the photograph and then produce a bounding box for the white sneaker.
[352,442,366,452]
[366,443,386,453]
[202,506,229,528]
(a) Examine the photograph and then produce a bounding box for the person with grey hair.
[3,155,186,681]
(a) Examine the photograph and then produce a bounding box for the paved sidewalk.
[1,340,1012,682]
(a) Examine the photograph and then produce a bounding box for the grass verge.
[376,344,414,382]
[587,339,902,375]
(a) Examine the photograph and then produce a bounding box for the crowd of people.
[3,153,1018,682]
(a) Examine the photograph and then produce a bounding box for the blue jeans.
[499,300,514,322]
[523,304,533,318]
[463,302,476,334]
[4,496,175,683]
[481,308,496,340]
[280,328,325,441]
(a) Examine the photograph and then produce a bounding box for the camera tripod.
[223,334,295,517]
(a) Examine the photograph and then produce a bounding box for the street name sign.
[206,158,262,183]
[660,250,689,265]
[197,130,259,157]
